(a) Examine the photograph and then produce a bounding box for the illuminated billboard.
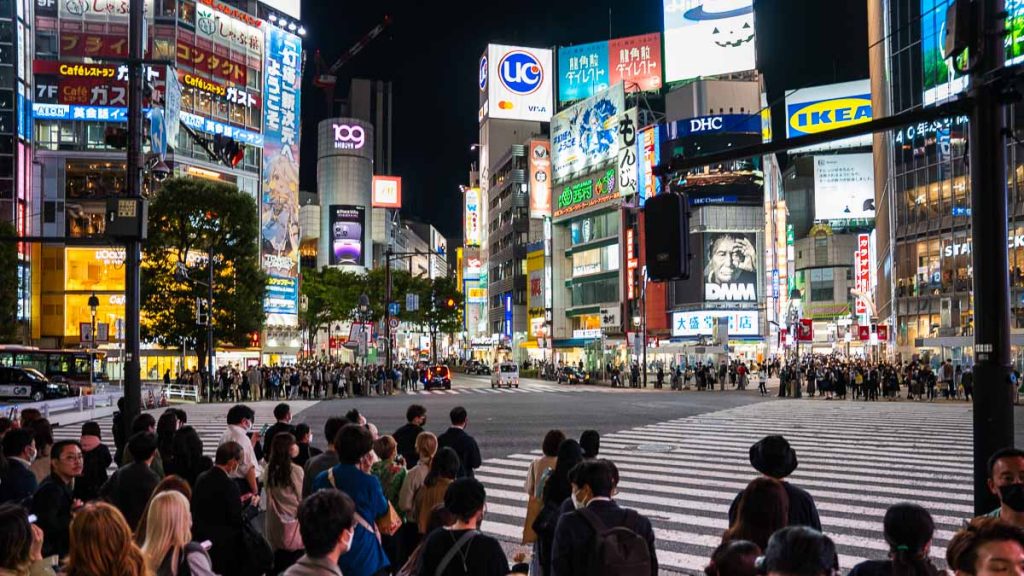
[372,176,402,209]
[553,168,617,221]
[465,188,482,247]
[785,80,872,150]
[558,40,609,103]
[557,33,663,104]
[637,125,662,201]
[551,83,625,184]
[528,140,552,218]
[813,154,875,221]
[328,205,365,266]
[703,231,758,303]
[663,0,756,83]
[672,310,760,337]
[484,44,554,122]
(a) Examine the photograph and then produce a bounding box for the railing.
[162,384,200,403]
[0,383,166,422]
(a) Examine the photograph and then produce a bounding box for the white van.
[491,362,519,388]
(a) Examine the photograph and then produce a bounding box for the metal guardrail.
[162,384,200,403]
[0,383,165,422]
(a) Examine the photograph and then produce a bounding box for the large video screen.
[663,0,756,83]
[703,231,758,302]
[328,205,365,266]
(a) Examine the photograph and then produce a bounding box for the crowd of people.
[1,401,1023,575]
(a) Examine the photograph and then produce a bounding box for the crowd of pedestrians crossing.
[1,401,1023,575]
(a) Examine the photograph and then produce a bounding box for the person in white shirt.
[219,404,262,497]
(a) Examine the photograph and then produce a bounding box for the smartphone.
[260,423,269,436]
[27,514,37,524]
[200,540,212,551]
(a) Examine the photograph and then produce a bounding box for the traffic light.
[248,331,260,348]
[212,134,244,167]
[445,297,456,309]
[644,192,691,282]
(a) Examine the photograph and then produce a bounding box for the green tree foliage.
[0,220,19,343]
[141,177,265,370]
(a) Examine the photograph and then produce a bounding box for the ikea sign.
[784,80,873,149]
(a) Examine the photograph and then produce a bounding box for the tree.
[299,266,363,356]
[141,178,265,372]
[0,220,18,343]
[420,275,463,363]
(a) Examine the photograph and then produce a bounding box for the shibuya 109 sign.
[332,124,366,150]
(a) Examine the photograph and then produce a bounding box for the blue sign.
[498,50,544,95]
[479,55,488,91]
[388,302,400,316]
[558,41,609,103]
[33,103,129,121]
[264,276,299,315]
[690,195,739,206]
[503,293,513,338]
[181,111,264,147]
[17,93,31,141]
[664,114,762,139]
[952,206,972,217]
[149,109,167,159]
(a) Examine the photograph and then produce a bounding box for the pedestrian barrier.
[162,384,200,403]
[0,389,119,422]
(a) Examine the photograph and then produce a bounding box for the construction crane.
[313,15,392,113]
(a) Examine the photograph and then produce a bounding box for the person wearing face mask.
[284,490,357,576]
[947,517,1024,576]
[418,478,509,576]
[551,459,657,576]
[264,432,305,573]
[312,423,391,576]
[0,428,38,505]
[984,448,1024,526]
[219,404,263,498]
[192,441,247,576]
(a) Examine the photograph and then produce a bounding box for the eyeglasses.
[60,454,84,462]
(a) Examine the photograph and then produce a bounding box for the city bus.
[0,346,108,395]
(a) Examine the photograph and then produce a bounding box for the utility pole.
[122,0,144,439]
[970,0,1014,515]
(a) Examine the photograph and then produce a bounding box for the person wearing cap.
[418,478,509,576]
[728,435,821,531]
[760,526,839,576]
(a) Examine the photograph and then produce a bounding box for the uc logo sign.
[479,56,488,91]
[788,95,872,137]
[498,50,543,95]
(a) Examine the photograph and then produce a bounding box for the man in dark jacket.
[263,402,294,450]
[100,431,161,529]
[301,416,346,499]
[728,435,822,531]
[437,406,481,479]
[0,428,37,504]
[31,439,83,559]
[392,404,426,467]
[551,460,658,576]
[193,441,247,576]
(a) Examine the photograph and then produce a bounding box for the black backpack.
[577,507,652,576]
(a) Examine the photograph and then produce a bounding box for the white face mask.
[571,490,586,510]
[339,528,354,554]
[26,446,37,464]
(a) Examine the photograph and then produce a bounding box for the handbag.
[267,487,304,551]
[376,501,403,537]
[241,504,274,575]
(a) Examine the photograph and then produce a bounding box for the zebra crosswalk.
[401,382,623,395]
[473,400,974,574]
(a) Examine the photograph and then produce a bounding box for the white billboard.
[813,154,875,221]
[672,310,760,337]
[259,0,301,19]
[486,44,554,122]
[663,0,756,83]
[551,84,625,184]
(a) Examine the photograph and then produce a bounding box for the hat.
[749,435,798,478]
[444,478,487,518]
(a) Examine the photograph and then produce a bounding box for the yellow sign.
[787,97,872,136]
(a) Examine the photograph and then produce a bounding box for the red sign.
[797,319,814,342]
[855,233,870,316]
[779,328,789,346]
[608,33,663,93]
[60,31,129,58]
[196,0,263,28]
[176,40,247,84]
[626,227,638,300]
[857,325,870,341]
[876,325,889,342]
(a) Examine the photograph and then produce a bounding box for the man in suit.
[100,431,161,529]
[0,428,37,504]
[31,439,83,559]
[193,441,247,576]
[437,406,481,479]
[552,459,658,576]
[263,402,294,450]
[392,404,426,467]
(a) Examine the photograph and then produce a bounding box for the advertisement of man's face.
[704,232,758,302]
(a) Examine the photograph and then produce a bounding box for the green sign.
[554,168,617,219]
[786,224,794,246]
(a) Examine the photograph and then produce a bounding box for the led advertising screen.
[557,33,662,104]
[637,125,662,201]
[921,0,969,105]
[558,40,609,103]
[551,83,625,184]
[665,128,764,206]
[528,140,552,218]
[486,44,554,122]
[372,176,402,209]
[328,205,365,266]
[703,231,759,302]
[785,80,872,151]
[813,154,876,221]
[465,188,482,247]
[663,0,756,83]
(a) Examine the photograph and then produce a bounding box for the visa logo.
[787,95,872,137]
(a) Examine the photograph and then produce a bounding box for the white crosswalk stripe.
[402,383,628,395]
[474,400,973,574]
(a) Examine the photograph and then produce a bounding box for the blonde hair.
[140,491,192,575]
[415,432,438,463]
[66,502,150,576]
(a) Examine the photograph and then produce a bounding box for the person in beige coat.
[263,432,305,574]
[397,431,438,515]
[522,430,564,544]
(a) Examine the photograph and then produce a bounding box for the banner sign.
[176,39,248,84]
[558,40,609,103]
[814,154,875,221]
[372,176,402,209]
[557,33,662,104]
[528,140,552,218]
[465,188,482,247]
[663,0,756,83]
[703,231,758,302]
[637,125,662,201]
[179,112,264,147]
[617,107,638,197]
[551,83,625,183]
[855,233,870,316]
[672,310,760,337]
[553,168,617,220]
[261,24,302,326]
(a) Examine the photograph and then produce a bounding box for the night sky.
[297,0,868,243]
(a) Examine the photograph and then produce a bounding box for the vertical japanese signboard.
[617,107,638,197]
[855,233,870,318]
[261,24,302,326]
[607,33,662,92]
[637,125,661,201]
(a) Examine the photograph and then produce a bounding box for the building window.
[814,236,828,266]
[809,268,834,302]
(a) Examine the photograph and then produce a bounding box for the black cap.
[444,478,486,517]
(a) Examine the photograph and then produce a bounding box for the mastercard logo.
[498,101,514,110]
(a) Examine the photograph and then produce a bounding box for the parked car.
[491,362,519,388]
[466,360,491,375]
[421,365,452,390]
[557,367,591,386]
[0,367,72,402]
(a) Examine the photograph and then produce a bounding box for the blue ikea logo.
[786,94,872,138]
[499,50,543,95]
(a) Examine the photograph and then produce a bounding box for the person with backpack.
[418,478,509,576]
[551,459,657,576]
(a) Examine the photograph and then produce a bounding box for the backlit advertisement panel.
[617,107,638,197]
[554,168,617,221]
[608,33,663,93]
[528,140,552,218]
[785,80,872,150]
[637,125,662,200]
[372,176,402,209]
[558,40,609,103]
[526,248,546,339]
[195,0,264,55]
[672,310,760,337]
[58,0,154,23]
[703,232,758,302]
[328,205,365,266]
[921,0,969,105]
[486,44,554,122]
[261,24,302,326]
[465,188,482,247]
[855,233,870,317]
[551,83,625,184]
[663,0,756,83]
[813,154,875,221]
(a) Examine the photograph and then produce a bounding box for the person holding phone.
[0,503,55,576]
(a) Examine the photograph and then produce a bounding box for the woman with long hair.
[849,503,939,576]
[140,491,216,576]
[263,432,304,573]
[533,439,584,576]
[134,475,193,546]
[411,447,459,535]
[0,502,54,576]
[164,427,211,489]
[155,413,179,470]
[64,502,150,576]
[522,430,564,545]
[723,477,789,551]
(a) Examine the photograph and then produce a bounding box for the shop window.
[66,201,107,237]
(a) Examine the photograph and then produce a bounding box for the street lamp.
[358,293,370,364]
[87,293,99,346]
